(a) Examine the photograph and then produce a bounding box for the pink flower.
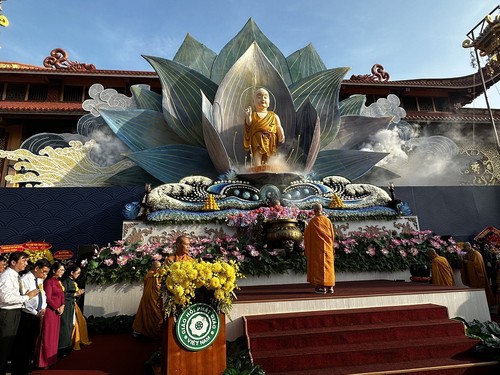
[117,255,129,266]
[399,250,407,257]
[366,246,376,257]
[110,246,123,255]
[104,259,114,266]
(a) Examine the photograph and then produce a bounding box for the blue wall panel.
[0,186,498,252]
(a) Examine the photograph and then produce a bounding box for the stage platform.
[226,280,492,340]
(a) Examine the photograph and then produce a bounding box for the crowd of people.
[0,252,91,375]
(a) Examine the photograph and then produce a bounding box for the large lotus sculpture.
[3,19,398,191]
[85,18,391,185]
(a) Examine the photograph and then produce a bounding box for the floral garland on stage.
[157,259,243,318]
[84,226,461,285]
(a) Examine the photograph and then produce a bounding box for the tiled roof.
[0,62,157,77]
[0,101,84,113]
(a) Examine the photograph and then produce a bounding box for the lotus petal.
[127,144,219,183]
[293,99,320,172]
[313,149,388,180]
[212,42,296,166]
[290,67,350,149]
[100,110,186,152]
[173,34,217,79]
[211,18,292,86]
[287,43,327,83]
[339,95,366,116]
[143,55,218,148]
[105,165,162,186]
[201,92,231,172]
[325,116,393,150]
[130,85,163,112]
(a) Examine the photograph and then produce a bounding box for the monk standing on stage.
[426,249,455,286]
[460,242,496,307]
[304,203,335,294]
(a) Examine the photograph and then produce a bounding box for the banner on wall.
[0,241,76,261]
[0,241,52,253]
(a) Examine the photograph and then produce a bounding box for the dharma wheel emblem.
[175,303,220,351]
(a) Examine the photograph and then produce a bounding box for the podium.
[162,314,226,375]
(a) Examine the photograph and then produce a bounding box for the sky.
[0,0,499,108]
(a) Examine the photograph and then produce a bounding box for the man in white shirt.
[11,258,50,375]
[0,252,39,375]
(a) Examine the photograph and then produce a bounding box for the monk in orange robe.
[244,88,285,166]
[304,203,335,294]
[166,235,194,263]
[132,260,163,339]
[460,242,496,307]
[427,249,455,286]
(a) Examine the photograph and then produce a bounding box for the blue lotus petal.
[100,109,186,152]
[287,43,327,83]
[127,144,219,183]
[313,149,388,180]
[173,34,217,79]
[201,92,231,172]
[339,95,366,116]
[211,18,292,85]
[143,55,219,148]
[130,85,163,112]
[290,67,350,149]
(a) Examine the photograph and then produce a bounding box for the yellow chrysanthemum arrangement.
[25,249,55,264]
[158,259,243,318]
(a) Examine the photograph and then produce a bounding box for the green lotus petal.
[313,149,388,180]
[211,18,292,86]
[326,116,393,150]
[130,85,163,112]
[127,145,218,183]
[287,44,327,84]
[105,166,162,186]
[339,95,366,116]
[212,42,295,166]
[143,55,218,148]
[173,34,217,79]
[290,67,350,149]
[201,92,231,173]
[100,110,186,152]
[293,99,320,172]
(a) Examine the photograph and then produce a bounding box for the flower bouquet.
[158,258,244,318]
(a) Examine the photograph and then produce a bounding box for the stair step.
[248,318,466,351]
[244,304,449,333]
[252,336,480,372]
[269,358,500,375]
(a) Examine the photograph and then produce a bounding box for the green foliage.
[224,337,265,375]
[455,318,500,360]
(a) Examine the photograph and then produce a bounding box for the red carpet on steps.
[244,303,500,375]
[30,333,159,375]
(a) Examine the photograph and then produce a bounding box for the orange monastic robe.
[166,254,193,263]
[132,269,164,339]
[431,255,455,286]
[461,249,495,306]
[304,215,335,287]
[244,111,284,161]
